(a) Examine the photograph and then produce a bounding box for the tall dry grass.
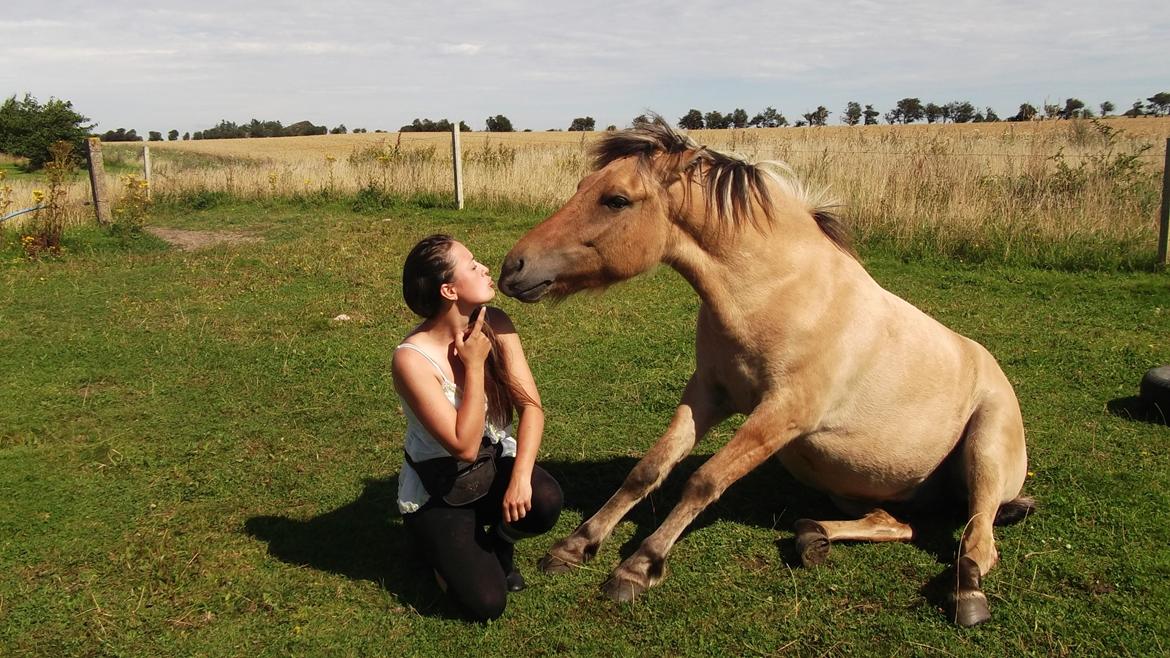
[8,118,1169,266]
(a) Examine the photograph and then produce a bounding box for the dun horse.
[498,118,1032,626]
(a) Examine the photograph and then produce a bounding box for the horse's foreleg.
[602,399,798,602]
[539,374,725,574]
[952,389,1028,627]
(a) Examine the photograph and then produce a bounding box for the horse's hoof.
[952,591,992,627]
[538,551,578,575]
[601,574,646,603]
[952,555,991,627]
[794,519,831,567]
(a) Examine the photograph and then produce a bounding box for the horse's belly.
[776,428,958,502]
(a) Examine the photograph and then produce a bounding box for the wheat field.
[7,118,1169,266]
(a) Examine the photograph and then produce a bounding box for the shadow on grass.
[244,454,980,619]
[1106,396,1170,426]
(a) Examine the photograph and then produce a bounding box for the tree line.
[3,91,1169,171]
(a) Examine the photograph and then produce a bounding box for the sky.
[2,0,1168,135]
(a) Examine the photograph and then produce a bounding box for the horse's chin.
[503,279,554,303]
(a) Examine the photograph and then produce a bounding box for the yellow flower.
[325,154,337,164]
[32,190,45,203]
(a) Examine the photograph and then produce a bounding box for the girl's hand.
[502,475,532,524]
[454,306,491,366]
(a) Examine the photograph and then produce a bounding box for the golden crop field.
[6,117,1169,265]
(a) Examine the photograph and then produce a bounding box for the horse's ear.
[654,148,704,185]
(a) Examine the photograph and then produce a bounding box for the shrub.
[0,93,93,170]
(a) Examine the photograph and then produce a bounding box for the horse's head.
[498,153,677,302]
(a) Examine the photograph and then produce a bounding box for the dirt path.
[146,227,262,251]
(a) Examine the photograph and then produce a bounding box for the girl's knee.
[461,586,506,622]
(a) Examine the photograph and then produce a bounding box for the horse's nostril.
[514,257,525,273]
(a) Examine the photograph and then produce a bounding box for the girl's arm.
[392,316,491,462]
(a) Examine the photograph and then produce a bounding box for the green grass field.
[2,198,1169,656]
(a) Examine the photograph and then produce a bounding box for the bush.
[0,93,93,170]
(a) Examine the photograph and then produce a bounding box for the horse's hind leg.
[793,507,914,567]
[952,388,1028,627]
[539,373,725,574]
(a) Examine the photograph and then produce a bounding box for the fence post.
[85,137,111,226]
[451,122,464,210]
[1158,137,1169,270]
[142,145,152,200]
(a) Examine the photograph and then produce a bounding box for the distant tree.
[1042,103,1061,120]
[192,132,203,140]
[167,129,179,141]
[703,110,730,129]
[801,106,829,127]
[730,108,749,129]
[1122,100,1145,118]
[1099,101,1115,116]
[793,120,808,128]
[605,125,617,131]
[631,114,650,126]
[678,109,704,130]
[330,124,347,134]
[100,128,143,142]
[399,118,470,132]
[148,131,163,141]
[568,116,595,131]
[485,114,514,132]
[1059,98,1085,120]
[892,98,924,124]
[1147,92,1170,116]
[948,101,976,123]
[984,107,1000,122]
[924,103,944,124]
[863,104,880,125]
[841,101,861,126]
[0,93,93,169]
[749,106,787,128]
[1009,103,1038,121]
[182,132,190,140]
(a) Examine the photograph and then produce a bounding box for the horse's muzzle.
[498,253,553,302]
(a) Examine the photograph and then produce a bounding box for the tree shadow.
[1106,396,1169,426]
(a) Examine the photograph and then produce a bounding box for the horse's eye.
[604,195,631,210]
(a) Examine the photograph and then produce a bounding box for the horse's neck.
[665,211,851,341]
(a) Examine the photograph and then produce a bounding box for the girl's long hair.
[402,234,537,427]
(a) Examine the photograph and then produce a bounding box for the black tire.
[1139,365,1170,417]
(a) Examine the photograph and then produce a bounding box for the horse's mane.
[590,116,855,258]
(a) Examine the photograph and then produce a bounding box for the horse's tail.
[994,496,1036,526]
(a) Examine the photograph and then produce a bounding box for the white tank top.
[394,342,516,513]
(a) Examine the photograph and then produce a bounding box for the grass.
[1,199,1169,656]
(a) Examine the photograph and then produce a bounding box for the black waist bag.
[405,437,499,506]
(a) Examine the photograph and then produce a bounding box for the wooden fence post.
[142,145,152,200]
[451,122,464,210]
[1157,137,1169,270]
[85,137,111,225]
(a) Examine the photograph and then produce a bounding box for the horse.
[497,118,1032,626]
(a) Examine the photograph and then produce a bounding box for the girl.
[394,234,562,622]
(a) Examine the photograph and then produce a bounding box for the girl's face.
[443,242,496,306]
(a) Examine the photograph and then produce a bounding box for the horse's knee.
[680,472,718,506]
[625,460,664,494]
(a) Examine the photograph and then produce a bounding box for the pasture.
[1,194,1168,656]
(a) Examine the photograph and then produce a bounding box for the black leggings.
[403,457,562,621]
